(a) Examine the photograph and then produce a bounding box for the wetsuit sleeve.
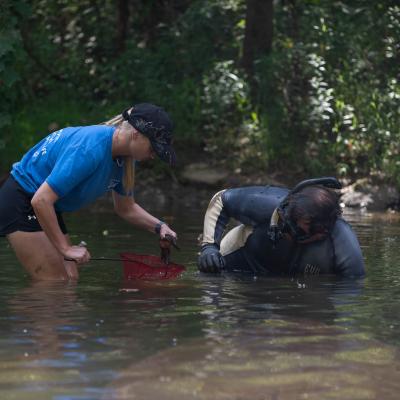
[202,186,288,247]
[46,150,98,198]
[202,190,229,246]
[332,219,365,277]
[222,186,288,225]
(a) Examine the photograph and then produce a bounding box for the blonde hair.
[103,111,135,195]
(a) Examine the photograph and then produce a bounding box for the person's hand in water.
[63,245,91,264]
[198,244,225,273]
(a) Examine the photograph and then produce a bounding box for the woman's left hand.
[159,223,177,240]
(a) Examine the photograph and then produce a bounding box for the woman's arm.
[112,191,177,239]
[31,182,90,263]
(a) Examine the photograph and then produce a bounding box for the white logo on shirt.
[304,263,320,275]
[33,129,64,159]
[28,215,37,221]
[107,179,120,190]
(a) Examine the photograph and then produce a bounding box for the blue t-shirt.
[11,125,128,212]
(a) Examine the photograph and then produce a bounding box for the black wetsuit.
[203,186,365,277]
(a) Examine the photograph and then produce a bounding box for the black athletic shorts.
[0,175,67,237]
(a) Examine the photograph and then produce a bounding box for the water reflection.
[0,208,400,399]
[111,276,400,400]
[7,281,85,360]
[0,281,103,399]
[111,319,400,400]
[196,275,366,326]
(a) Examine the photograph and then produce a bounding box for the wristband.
[155,221,166,234]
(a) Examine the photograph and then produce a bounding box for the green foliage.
[255,1,400,182]
[0,0,399,186]
[1,95,106,171]
[0,1,27,123]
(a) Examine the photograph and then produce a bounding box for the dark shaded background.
[1,0,399,186]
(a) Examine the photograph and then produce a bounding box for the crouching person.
[198,177,365,277]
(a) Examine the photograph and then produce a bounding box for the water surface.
[1,202,400,400]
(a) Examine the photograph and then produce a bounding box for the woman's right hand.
[63,246,91,264]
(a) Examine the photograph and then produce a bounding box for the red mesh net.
[120,252,185,280]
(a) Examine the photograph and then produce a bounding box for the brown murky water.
[0,204,399,400]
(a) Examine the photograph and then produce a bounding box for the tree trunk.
[286,0,309,148]
[116,0,130,54]
[135,0,191,46]
[241,0,274,80]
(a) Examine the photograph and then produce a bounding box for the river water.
[0,200,400,400]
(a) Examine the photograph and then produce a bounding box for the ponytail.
[103,113,135,195]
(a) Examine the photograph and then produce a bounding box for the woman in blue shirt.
[0,103,177,280]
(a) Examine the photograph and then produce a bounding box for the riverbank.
[125,164,400,213]
[1,162,398,213]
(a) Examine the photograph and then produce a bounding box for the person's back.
[11,125,122,212]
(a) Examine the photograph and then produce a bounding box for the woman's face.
[129,131,155,161]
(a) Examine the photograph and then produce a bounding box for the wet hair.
[285,186,342,234]
[103,110,135,195]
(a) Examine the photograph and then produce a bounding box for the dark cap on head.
[122,103,176,166]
